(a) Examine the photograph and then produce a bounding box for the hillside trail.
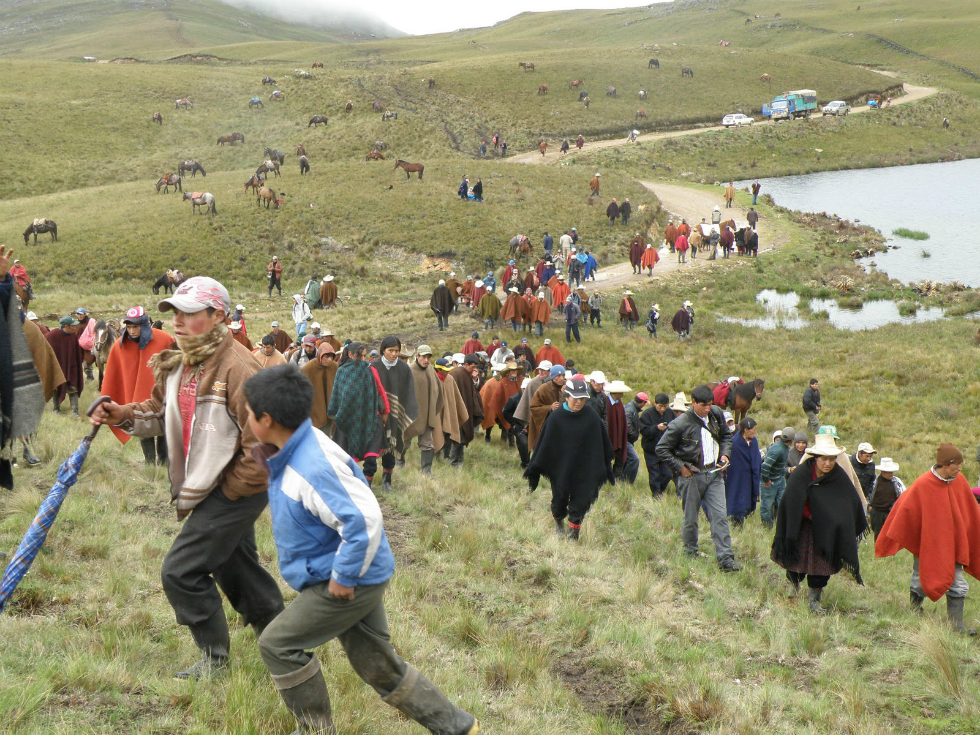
[509,81,937,166]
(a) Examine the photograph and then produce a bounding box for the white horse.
[183,191,217,215]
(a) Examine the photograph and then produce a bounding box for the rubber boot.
[53,398,61,413]
[21,439,41,467]
[568,525,581,541]
[554,517,566,537]
[451,444,464,468]
[381,665,479,735]
[420,450,434,478]
[140,437,157,466]
[381,471,393,492]
[807,588,827,615]
[69,392,80,418]
[507,432,515,448]
[910,589,925,614]
[273,657,337,735]
[484,429,492,443]
[174,612,230,680]
[85,366,95,382]
[946,596,977,635]
[787,578,800,600]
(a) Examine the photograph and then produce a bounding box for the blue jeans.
[614,444,640,483]
[752,194,758,205]
[565,322,580,343]
[760,477,786,526]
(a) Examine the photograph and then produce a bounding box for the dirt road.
[510,82,937,166]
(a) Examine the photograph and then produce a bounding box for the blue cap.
[508,260,515,265]
[549,365,564,379]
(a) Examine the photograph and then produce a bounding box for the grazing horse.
[427,77,436,89]
[264,147,286,164]
[175,98,193,109]
[270,90,284,101]
[152,112,163,125]
[217,133,245,145]
[538,84,548,95]
[308,115,329,127]
[249,97,264,108]
[519,61,535,72]
[635,109,648,120]
[648,58,660,69]
[256,186,280,209]
[183,191,216,215]
[345,100,353,113]
[262,76,277,85]
[299,155,310,174]
[682,67,694,78]
[365,150,386,160]
[93,319,120,390]
[296,144,306,156]
[394,159,424,180]
[152,269,185,295]
[582,96,590,109]
[294,70,312,79]
[578,89,589,101]
[638,89,647,99]
[508,235,531,261]
[244,173,265,193]
[312,61,323,69]
[23,219,57,244]
[760,73,772,85]
[178,160,206,177]
[257,160,280,178]
[568,79,583,90]
[381,109,397,121]
[372,101,383,112]
[709,378,765,424]
[606,86,616,97]
[374,139,387,150]
[156,173,182,193]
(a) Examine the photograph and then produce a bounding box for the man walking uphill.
[430,280,454,331]
[45,315,84,416]
[267,256,283,297]
[90,277,285,680]
[802,378,821,433]
[370,336,419,491]
[657,385,741,572]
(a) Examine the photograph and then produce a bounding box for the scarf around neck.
[150,321,227,386]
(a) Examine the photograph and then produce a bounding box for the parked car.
[722,113,754,128]
[822,100,850,116]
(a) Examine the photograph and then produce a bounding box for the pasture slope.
[3,1,980,733]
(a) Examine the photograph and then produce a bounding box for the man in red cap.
[876,443,980,634]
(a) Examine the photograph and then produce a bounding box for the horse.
[294,70,312,79]
[262,76,277,85]
[257,160,280,178]
[183,191,216,215]
[382,109,397,121]
[508,235,531,261]
[296,144,306,156]
[635,109,648,120]
[270,90,284,101]
[256,186,280,209]
[365,150,386,160]
[760,73,772,85]
[152,112,163,125]
[372,101,383,112]
[155,173,182,193]
[538,84,548,95]
[217,133,244,146]
[345,100,353,113]
[93,319,120,390]
[394,159,424,180]
[745,17,752,24]
[175,98,193,109]
[312,61,323,69]
[606,86,616,97]
[568,79,583,90]
[152,269,185,294]
[578,89,589,101]
[427,77,436,89]
[308,115,328,127]
[638,89,647,99]
[264,147,286,164]
[519,61,535,72]
[299,155,310,175]
[249,97,264,109]
[648,58,660,69]
[374,139,387,150]
[708,378,765,424]
[582,96,590,109]
[244,173,265,193]
[23,219,57,244]
[682,67,694,78]
[178,160,206,177]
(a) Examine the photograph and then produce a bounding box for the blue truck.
[762,89,818,121]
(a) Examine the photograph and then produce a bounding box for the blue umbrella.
[0,397,109,614]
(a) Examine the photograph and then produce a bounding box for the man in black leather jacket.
[657,384,741,572]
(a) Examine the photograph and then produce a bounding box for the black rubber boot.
[947,596,977,635]
[381,665,479,735]
[174,613,231,680]
[420,450,434,478]
[69,393,80,418]
[568,526,581,541]
[507,432,515,447]
[52,399,61,413]
[554,518,566,537]
[21,440,41,467]
[381,471,393,492]
[484,429,492,443]
[807,588,827,615]
[140,437,157,466]
[273,657,337,735]
[451,445,464,468]
[910,589,925,614]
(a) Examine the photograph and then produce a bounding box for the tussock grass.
[894,228,930,240]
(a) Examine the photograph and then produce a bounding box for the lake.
[738,158,980,286]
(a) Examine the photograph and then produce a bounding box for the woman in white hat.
[867,457,905,539]
[771,431,868,613]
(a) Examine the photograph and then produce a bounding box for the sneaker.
[174,655,229,681]
[719,558,742,573]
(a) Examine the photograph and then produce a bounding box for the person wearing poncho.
[430,280,454,331]
[640,244,660,276]
[266,322,292,354]
[551,277,570,311]
[405,345,454,476]
[229,322,252,350]
[619,292,639,330]
[477,288,501,329]
[328,342,390,482]
[671,302,693,340]
[628,233,645,274]
[500,288,528,332]
[101,306,173,465]
[318,275,338,308]
[471,279,487,307]
[445,273,460,307]
[480,362,520,444]
[512,338,535,371]
[525,377,615,541]
[370,336,419,491]
[876,443,980,634]
[771,432,868,614]
[534,339,564,368]
[253,336,287,368]
[529,292,551,336]
[726,417,761,526]
[446,355,484,467]
[462,332,484,355]
[301,343,337,435]
[528,367,566,451]
[45,315,85,414]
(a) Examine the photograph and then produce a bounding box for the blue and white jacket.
[255,419,395,591]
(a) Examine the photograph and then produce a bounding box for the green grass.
[894,228,931,240]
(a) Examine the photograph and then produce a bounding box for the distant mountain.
[216,0,405,40]
[0,0,403,59]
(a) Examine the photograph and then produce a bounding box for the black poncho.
[371,355,418,457]
[524,406,615,493]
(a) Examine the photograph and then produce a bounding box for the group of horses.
[217,132,245,146]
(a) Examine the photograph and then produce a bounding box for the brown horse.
[217,133,245,145]
[93,319,120,390]
[372,101,383,112]
[257,186,280,209]
[270,90,284,101]
[345,100,353,113]
[152,112,163,125]
[156,173,182,193]
[13,281,31,310]
[296,144,306,156]
[394,160,424,180]
[308,115,328,127]
[636,109,648,120]
[681,67,694,78]
[508,235,531,261]
[427,77,436,88]
[582,96,590,109]
[257,160,280,178]
[23,219,58,244]
[519,61,535,72]
[760,73,772,85]
[538,84,548,95]
[709,379,765,424]
[244,173,265,193]
[312,61,323,69]
[365,150,386,160]
[568,79,584,90]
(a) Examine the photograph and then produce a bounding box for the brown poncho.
[267,329,292,354]
[404,359,454,452]
[449,366,483,445]
[619,297,638,322]
[530,299,551,325]
[480,374,520,431]
[319,280,338,308]
[23,318,65,401]
[302,358,338,431]
[430,285,454,317]
[528,379,564,450]
[500,294,528,323]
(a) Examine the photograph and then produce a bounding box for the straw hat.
[605,380,632,394]
[807,433,845,457]
[669,392,690,411]
[876,457,899,472]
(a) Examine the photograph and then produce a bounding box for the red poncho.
[480,375,520,430]
[607,399,628,464]
[45,328,84,401]
[551,283,570,308]
[461,338,484,355]
[641,247,660,269]
[101,328,174,443]
[876,470,980,601]
[534,344,565,366]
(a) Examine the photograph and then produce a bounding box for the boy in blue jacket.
[244,364,480,735]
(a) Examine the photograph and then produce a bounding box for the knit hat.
[793,431,808,443]
[936,443,964,466]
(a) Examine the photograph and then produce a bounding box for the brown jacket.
[23,317,66,401]
[529,379,564,450]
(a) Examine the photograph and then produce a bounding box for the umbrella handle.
[85,396,113,441]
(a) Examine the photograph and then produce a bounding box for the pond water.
[737,158,980,286]
[718,289,948,331]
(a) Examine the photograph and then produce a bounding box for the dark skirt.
[770,518,841,577]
